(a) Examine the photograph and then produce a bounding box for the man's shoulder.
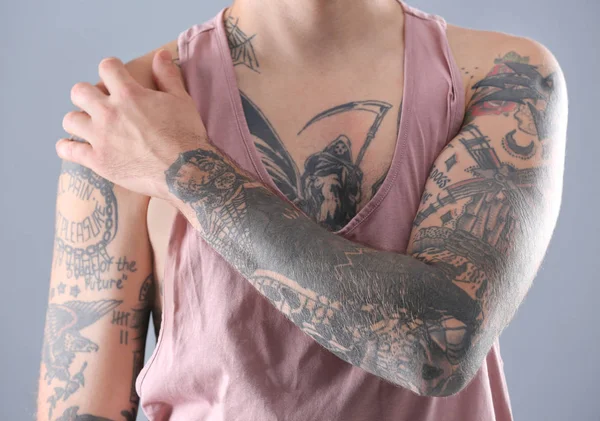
[445,23,562,106]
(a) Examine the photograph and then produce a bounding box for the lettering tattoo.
[54,162,118,282]
[54,161,139,295]
[102,274,153,406]
[165,49,562,396]
[42,299,121,419]
[428,166,451,189]
[242,92,394,231]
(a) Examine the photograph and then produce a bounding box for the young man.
[37,0,567,420]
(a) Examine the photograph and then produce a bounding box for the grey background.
[0,0,597,420]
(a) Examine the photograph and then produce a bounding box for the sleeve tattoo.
[165,45,566,397]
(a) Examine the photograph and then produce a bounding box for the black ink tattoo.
[414,124,545,230]
[165,146,478,395]
[224,14,260,72]
[54,162,118,282]
[128,274,154,407]
[166,149,259,270]
[111,310,130,345]
[428,166,451,189]
[445,154,458,171]
[466,51,560,159]
[164,49,562,397]
[502,129,535,159]
[242,92,393,231]
[55,406,136,421]
[43,299,121,418]
[440,211,453,225]
[69,286,80,298]
[371,173,387,198]
[84,277,125,292]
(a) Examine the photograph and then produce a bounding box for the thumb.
[152,49,186,96]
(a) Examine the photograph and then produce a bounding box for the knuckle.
[119,83,135,97]
[95,151,109,171]
[118,82,140,99]
[96,102,112,120]
[105,105,118,120]
[98,106,117,124]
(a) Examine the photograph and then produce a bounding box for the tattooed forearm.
[41,154,154,418]
[43,299,122,418]
[166,47,564,397]
[166,148,477,395]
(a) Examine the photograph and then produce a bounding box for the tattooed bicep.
[407,42,567,277]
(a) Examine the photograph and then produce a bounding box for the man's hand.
[56,49,207,200]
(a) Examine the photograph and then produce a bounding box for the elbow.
[412,367,473,398]
[407,347,484,398]
[422,374,469,398]
[421,354,484,398]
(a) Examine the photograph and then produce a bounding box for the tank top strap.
[175,12,262,177]
[398,0,465,144]
[398,0,449,31]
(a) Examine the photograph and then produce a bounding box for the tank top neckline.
[213,0,414,237]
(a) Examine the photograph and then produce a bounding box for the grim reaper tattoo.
[241,92,393,231]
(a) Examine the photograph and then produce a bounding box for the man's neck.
[225,0,405,66]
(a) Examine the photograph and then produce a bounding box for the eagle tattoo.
[43,299,121,417]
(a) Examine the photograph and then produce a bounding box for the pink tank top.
[136,2,514,420]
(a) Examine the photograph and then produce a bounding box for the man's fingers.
[55,137,94,167]
[70,82,108,116]
[98,56,140,96]
[62,110,93,142]
[152,49,187,96]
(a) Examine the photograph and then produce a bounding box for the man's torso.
[146,14,510,329]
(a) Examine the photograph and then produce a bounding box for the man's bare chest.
[236,71,405,232]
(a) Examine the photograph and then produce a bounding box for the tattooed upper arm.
[36,41,180,419]
[407,38,567,383]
